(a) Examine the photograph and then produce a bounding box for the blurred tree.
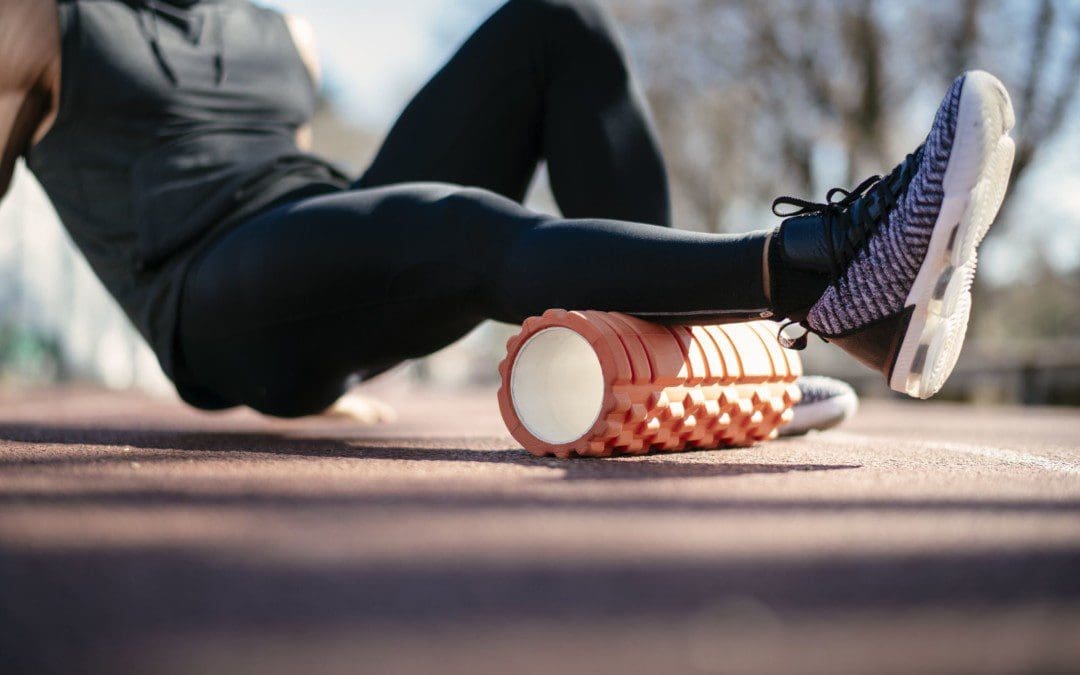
[610,0,1080,233]
[0,320,63,384]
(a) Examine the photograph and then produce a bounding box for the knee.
[514,0,606,25]
[505,0,623,55]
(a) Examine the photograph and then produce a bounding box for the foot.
[768,70,1015,398]
[323,390,398,424]
[778,376,859,437]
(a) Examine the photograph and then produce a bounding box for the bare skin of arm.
[0,0,61,199]
[284,13,320,153]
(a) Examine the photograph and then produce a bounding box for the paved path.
[1,387,1078,674]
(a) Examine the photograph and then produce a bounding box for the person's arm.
[0,0,61,200]
[284,13,320,153]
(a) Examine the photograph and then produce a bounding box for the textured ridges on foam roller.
[498,309,803,458]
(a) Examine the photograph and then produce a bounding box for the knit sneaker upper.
[795,375,855,406]
[805,75,964,336]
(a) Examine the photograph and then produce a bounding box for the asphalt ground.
[1,385,1078,674]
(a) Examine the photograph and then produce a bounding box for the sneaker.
[768,70,1015,399]
[778,376,858,437]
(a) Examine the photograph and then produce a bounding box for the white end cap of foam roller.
[509,327,605,445]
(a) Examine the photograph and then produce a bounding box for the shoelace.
[770,145,925,350]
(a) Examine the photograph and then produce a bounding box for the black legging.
[178,0,771,417]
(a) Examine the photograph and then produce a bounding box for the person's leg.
[178,184,766,417]
[358,0,671,226]
[179,71,1014,416]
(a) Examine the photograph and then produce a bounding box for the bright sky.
[266,0,501,126]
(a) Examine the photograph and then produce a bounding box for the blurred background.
[0,0,1077,404]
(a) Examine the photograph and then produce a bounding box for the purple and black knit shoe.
[768,71,1015,399]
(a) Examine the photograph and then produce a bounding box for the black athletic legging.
[179,0,771,417]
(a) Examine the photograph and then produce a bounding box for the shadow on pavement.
[2,544,1079,673]
[5,488,1080,515]
[0,422,860,481]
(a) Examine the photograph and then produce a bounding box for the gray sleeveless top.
[26,0,349,393]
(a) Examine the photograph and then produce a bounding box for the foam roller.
[498,309,802,458]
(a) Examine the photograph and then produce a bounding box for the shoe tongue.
[768,225,831,319]
[846,197,872,243]
[776,213,842,276]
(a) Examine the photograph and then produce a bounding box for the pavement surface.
[1,385,1078,674]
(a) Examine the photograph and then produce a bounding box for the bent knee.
[509,0,605,22]
[504,0,619,49]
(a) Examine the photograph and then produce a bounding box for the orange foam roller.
[497,309,802,458]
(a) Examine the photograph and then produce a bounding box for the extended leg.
[358,0,671,225]
[178,184,766,416]
[183,72,1018,417]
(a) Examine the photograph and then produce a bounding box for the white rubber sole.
[888,71,1015,399]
